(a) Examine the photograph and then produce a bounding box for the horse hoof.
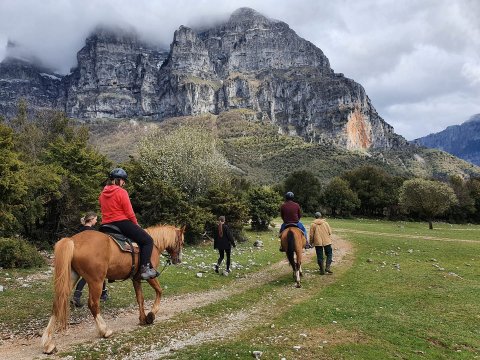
[104,329,113,338]
[146,312,155,324]
[296,283,302,288]
[43,344,57,354]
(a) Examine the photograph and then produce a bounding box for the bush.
[0,237,46,268]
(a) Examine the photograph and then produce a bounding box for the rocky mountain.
[413,114,480,166]
[0,7,407,151]
[0,55,64,117]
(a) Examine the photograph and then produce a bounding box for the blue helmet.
[109,168,128,181]
[285,191,294,200]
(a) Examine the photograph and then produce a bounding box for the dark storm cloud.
[0,0,479,139]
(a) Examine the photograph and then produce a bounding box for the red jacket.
[99,185,138,225]
[280,200,301,223]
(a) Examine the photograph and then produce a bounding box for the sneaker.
[70,297,84,308]
[140,265,159,280]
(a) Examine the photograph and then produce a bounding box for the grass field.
[0,218,479,359]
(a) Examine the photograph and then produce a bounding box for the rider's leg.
[108,220,157,279]
[315,246,325,274]
[72,278,86,307]
[297,222,309,247]
[325,244,333,274]
[279,223,286,251]
[225,248,232,272]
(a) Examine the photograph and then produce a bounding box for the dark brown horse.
[41,224,185,354]
[280,227,306,288]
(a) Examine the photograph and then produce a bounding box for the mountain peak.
[465,113,480,124]
[228,7,279,27]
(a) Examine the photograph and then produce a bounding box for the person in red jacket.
[99,168,158,280]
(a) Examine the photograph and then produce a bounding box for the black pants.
[107,220,154,267]
[315,244,333,266]
[217,248,231,270]
[74,278,107,298]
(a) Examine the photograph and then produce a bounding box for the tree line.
[2,102,480,251]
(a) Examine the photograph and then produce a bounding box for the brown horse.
[280,227,306,288]
[41,224,185,354]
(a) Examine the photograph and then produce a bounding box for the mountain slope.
[413,114,480,166]
[86,110,480,183]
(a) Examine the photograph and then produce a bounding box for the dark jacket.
[213,223,235,250]
[280,200,301,223]
[78,225,95,232]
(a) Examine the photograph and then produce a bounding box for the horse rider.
[99,168,159,280]
[279,191,309,251]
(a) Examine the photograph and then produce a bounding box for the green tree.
[0,123,27,234]
[198,186,250,241]
[322,177,360,216]
[342,166,398,216]
[247,186,282,230]
[283,170,322,214]
[41,135,111,239]
[447,175,476,223]
[129,175,212,244]
[466,177,480,222]
[137,125,232,198]
[399,178,458,229]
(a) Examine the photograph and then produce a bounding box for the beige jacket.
[309,219,332,246]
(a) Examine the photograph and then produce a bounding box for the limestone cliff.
[0,7,407,150]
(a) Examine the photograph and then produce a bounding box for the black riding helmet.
[109,168,128,181]
[285,191,294,200]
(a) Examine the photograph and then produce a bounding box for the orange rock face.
[345,107,372,150]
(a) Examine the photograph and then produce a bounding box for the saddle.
[99,224,139,253]
[99,224,139,280]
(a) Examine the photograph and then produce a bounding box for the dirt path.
[0,235,353,360]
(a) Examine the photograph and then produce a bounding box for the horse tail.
[286,230,296,270]
[52,237,74,330]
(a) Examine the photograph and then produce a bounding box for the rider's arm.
[120,189,138,225]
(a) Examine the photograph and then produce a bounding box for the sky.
[0,0,479,140]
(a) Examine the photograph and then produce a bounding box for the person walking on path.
[213,216,236,274]
[71,212,109,307]
[99,168,158,280]
[309,211,333,275]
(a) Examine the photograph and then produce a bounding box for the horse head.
[167,225,185,264]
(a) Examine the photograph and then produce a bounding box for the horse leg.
[41,315,57,354]
[87,280,113,338]
[295,249,302,288]
[133,279,148,325]
[145,277,163,324]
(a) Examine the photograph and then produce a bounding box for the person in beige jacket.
[309,212,333,275]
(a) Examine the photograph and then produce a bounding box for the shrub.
[0,237,46,268]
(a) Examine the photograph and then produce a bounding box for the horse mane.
[145,224,179,249]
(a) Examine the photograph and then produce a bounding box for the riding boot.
[319,261,325,275]
[141,263,159,280]
[325,262,333,274]
[71,290,84,308]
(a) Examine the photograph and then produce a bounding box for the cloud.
[0,0,479,139]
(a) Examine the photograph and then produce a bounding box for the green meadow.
[0,218,479,359]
